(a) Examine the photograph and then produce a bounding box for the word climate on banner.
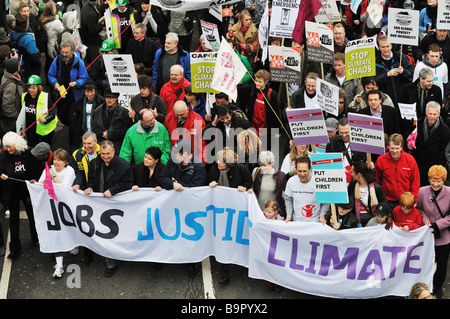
[305,21,334,65]
[248,221,435,298]
[310,153,348,203]
[348,113,385,155]
[269,46,301,83]
[345,36,376,80]
[286,108,329,145]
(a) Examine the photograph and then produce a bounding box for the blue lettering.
[235,210,249,245]
[155,208,181,240]
[137,208,154,241]
[182,211,207,241]
[223,208,236,241]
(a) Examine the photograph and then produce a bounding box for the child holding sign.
[327,201,358,230]
[392,192,423,231]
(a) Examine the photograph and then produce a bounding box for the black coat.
[0,149,40,202]
[206,163,252,190]
[357,104,401,137]
[326,135,366,166]
[413,118,450,186]
[159,157,207,190]
[86,155,134,195]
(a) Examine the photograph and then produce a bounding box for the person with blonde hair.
[408,282,434,299]
[416,165,450,298]
[226,9,259,60]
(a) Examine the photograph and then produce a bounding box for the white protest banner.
[211,37,247,102]
[102,54,139,95]
[149,0,242,11]
[350,0,364,14]
[437,0,450,29]
[248,220,435,298]
[316,78,339,116]
[345,35,377,80]
[269,0,301,38]
[27,183,263,266]
[259,0,270,62]
[305,21,334,65]
[310,153,348,204]
[269,46,302,83]
[190,52,219,93]
[398,102,417,120]
[200,20,220,51]
[286,108,329,145]
[348,113,385,155]
[367,0,384,26]
[315,0,341,23]
[387,8,420,46]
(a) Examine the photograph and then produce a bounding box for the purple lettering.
[268,231,289,267]
[358,250,385,281]
[305,241,320,274]
[319,245,359,279]
[383,246,406,278]
[289,238,304,270]
[404,242,423,274]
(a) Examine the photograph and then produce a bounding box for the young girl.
[263,200,284,221]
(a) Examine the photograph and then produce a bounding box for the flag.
[259,0,270,62]
[292,0,323,45]
[210,37,247,102]
[44,162,57,201]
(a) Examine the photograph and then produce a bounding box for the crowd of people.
[0,0,448,298]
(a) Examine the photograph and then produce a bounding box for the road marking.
[0,231,11,299]
[201,257,216,299]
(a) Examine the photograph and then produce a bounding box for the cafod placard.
[345,36,376,80]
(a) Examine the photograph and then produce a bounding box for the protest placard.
[398,102,417,120]
[190,52,219,93]
[316,78,339,116]
[310,152,348,204]
[345,35,377,80]
[103,54,139,95]
[348,113,385,155]
[269,0,301,38]
[387,8,420,46]
[305,21,334,64]
[200,20,220,51]
[286,108,329,145]
[437,0,450,29]
[314,0,341,23]
[149,0,242,11]
[269,46,302,83]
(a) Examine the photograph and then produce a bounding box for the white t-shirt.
[39,165,76,187]
[285,176,322,222]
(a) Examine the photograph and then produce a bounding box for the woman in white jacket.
[38,1,64,75]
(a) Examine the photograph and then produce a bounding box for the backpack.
[0,79,18,118]
[35,27,49,54]
[8,33,28,57]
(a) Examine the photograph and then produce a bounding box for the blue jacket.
[153,46,191,93]
[47,51,90,101]
[9,31,41,79]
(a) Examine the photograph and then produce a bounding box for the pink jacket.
[416,185,450,246]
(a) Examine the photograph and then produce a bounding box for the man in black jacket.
[358,89,401,138]
[125,23,158,69]
[84,139,133,276]
[80,0,105,65]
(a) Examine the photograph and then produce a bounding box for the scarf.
[423,117,440,142]
[426,5,437,29]
[354,182,378,226]
[218,167,230,187]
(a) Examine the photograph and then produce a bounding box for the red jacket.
[164,108,206,163]
[392,205,423,230]
[159,78,190,114]
[375,150,420,202]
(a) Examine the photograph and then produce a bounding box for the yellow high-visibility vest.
[21,92,58,136]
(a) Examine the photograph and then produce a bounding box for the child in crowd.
[392,192,423,231]
[328,201,358,230]
[263,200,284,221]
[366,203,391,227]
[366,202,390,227]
